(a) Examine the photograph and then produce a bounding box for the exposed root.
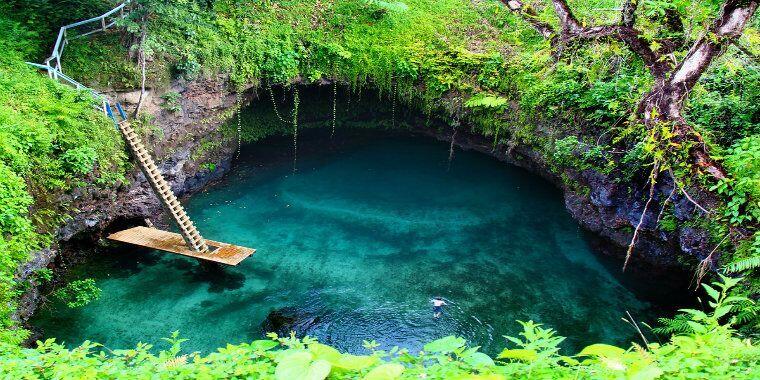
[668,168,709,214]
[656,185,676,224]
[448,121,458,171]
[693,234,729,289]
[624,163,659,271]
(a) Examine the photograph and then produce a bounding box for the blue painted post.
[116,103,127,121]
[105,103,119,130]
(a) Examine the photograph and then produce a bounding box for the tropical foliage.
[0,277,758,379]
[0,1,758,378]
[0,15,126,344]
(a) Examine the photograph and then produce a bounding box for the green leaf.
[686,321,707,334]
[702,284,719,302]
[363,363,405,380]
[275,351,313,380]
[310,343,342,363]
[496,348,537,362]
[423,336,466,353]
[306,360,332,380]
[577,344,625,358]
[461,352,495,367]
[713,305,733,320]
[679,309,708,320]
[334,354,378,371]
[274,351,331,380]
[560,356,580,366]
[629,365,664,380]
[250,340,279,351]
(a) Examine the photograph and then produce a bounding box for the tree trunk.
[639,82,727,179]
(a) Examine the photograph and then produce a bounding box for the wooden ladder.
[117,120,210,253]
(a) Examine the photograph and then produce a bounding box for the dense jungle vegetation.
[0,0,759,378]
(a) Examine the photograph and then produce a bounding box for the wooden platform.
[107,226,255,265]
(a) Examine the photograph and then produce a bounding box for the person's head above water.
[435,296,442,300]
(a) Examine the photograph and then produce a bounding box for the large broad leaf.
[629,364,663,380]
[275,351,312,380]
[249,340,279,351]
[496,349,537,362]
[310,343,342,363]
[423,336,466,353]
[275,351,332,380]
[306,360,332,380]
[363,363,405,380]
[462,352,495,368]
[577,344,625,358]
[334,354,378,371]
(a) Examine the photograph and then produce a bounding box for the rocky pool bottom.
[31,131,693,356]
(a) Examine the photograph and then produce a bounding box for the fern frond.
[733,302,760,325]
[723,256,760,274]
[652,314,693,335]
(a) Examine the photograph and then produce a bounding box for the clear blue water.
[32,132,679,356]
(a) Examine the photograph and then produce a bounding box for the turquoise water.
[32,132,680,355]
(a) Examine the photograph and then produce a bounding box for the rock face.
[426,127,717,271]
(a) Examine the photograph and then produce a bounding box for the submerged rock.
[261,307,321,336]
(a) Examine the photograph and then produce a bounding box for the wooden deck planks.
[107,226,254,265]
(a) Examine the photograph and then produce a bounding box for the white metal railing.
[27,1,131,113]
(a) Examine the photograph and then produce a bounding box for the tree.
[499,0,759,180]
[500,1,758,269]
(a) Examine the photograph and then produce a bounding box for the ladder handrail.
[28,2,212,255]
[28,1,131,114]
[46,1,131,71]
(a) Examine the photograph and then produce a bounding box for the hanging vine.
[292,87,300,173]
[391,76,397,128]
[331,81,337,139]
[235,91,242,160]
[268,83,293,125]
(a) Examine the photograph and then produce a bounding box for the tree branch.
[500,0,669,78]
[572,25,670,78]
[668,0,759,91]
[620,0,638,27]
[550,0,582,34]
[499,0,554,39]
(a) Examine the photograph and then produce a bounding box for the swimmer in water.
[432,296,447,318]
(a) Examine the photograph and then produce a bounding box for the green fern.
[723,256,760,274]
[464,93,509,110]
[733,301,759,326]
[652,314,694,335]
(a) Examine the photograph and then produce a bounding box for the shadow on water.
[32,127,695,356]
[165,259,247,293]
